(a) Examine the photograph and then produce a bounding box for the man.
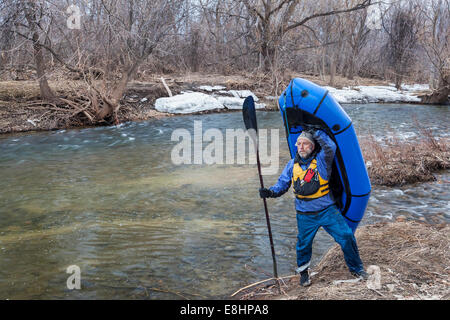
[259,129,368,287]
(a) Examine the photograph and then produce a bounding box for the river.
[0,103,448,299]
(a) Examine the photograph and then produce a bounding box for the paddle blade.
[242,96,257,132]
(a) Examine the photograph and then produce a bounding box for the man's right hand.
[259,188,274,198]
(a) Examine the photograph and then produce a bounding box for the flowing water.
[0,103,448,299]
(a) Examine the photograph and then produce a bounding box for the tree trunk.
[419,86,449,105]
[429,74,437,90]
[0,52,5,70]
[189,28,200,72]
[347,51,356,80]
[214,1,223,67]
[329,55,336,86]
[32,31,56,101]
[96,61,139,123]
[394,71,403,90]
[261,42,276,72]
[320,51,326,80]
[259,14,278,73]
[25,8,56,101]
[420,74,450,105]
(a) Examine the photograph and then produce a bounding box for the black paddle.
[242,96,278,280]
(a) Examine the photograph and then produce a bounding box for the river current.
[0,103,448,299]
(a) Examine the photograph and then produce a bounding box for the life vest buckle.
[304,168,315,183]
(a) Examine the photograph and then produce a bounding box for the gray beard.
[299,151,312,158]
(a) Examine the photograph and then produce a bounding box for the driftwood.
[160,77,173,97]
[230,275,297,298]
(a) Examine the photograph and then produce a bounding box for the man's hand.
[259,188,274,198]
[302,125,319,138]
[311,129,320,137]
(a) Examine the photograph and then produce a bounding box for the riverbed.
[0,103,448,299]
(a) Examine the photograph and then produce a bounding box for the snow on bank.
[325,84,429,104]
[197,85,226,92]
[154,92,223,114]
[155,83,430,114]
[155,89,265,114]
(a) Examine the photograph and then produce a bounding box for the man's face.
[296,138,314,158]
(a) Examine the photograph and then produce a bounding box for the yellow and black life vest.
[292,159,329,201]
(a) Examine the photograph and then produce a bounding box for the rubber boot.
[300,269,311,287]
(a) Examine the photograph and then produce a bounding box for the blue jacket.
[269,130,336,213]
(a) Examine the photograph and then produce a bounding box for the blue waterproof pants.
[296,205,364,273]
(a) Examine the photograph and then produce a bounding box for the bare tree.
[344,7,371,80]
[418,0,449,104]
[24,1,56,100]
[382,2,421,89]
[1,0,186,124]
[2,0,57,100]
[197,0,257,72]
[241,0,372,72]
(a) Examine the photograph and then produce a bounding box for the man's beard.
[299,150,312,158]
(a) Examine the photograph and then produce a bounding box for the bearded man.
[259,129,368,287]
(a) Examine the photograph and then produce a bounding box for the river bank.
[0,72,433,134]
[233,220,449,300]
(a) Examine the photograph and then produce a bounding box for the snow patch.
[155,92,224,114]
[228,90,259,101]
[155,82,428,114]
[325,84,428,104]
[401,84,430,92]
[197,85,227,92]
[216,96,265,110]
[155,88,264,114]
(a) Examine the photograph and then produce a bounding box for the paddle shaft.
[255,146,278,279]
[242,96,278,280]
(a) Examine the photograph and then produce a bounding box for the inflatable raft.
[278,78,371,232]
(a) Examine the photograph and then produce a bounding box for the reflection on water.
[0,104,448,299]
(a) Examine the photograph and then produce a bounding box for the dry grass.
[360,130,450,186]
[0,81,41,101]
[0,80,88,101]
[234,221,450,300]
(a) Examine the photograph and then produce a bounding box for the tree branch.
[13,30,81,73]
[284,0,372,33]
[268,0,292,16]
